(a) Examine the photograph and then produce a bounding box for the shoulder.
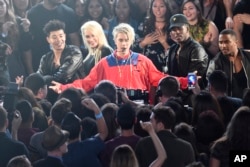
[66,45,81,53]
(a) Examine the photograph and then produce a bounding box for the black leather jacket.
[167,37,208,77]
[37,45,84,84]
[206,49,250,97]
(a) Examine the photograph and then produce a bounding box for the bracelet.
[95,112,103,119]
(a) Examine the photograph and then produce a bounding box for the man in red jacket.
[49,23,188,100]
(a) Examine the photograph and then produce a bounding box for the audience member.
[81,21,113,77]
[111,121,167,167]
[94,80,117,104]
[0,0,32,80]
[192,91,223,126]
[206,29,250,98]
[24,73,51,116]
[138,0,171,72]
[13,0,32,18]
[208,70,242,125]
[33,125,69,167]
[156,76,180,104]
[81,117,98,140]
[167,14,208,77]
[61,98,108,167]
[233,0,250,49]
[101,103,119,141]
[37,19,84,84]
[15,100,39,147]
[83,0,110,32]
[27,0,80,71]
[182,0,219,59]
[194,110,224,156]
[58,87,86,117]
[210,106,250,167]
[200,0,234,32]
[16,87,48,131]
[135,106,195,167]
[100,103,141,167]
[66,0,87,27]
[0,106,29,167]
[128,0,151,23]
[134,105,152,137]
[108,0,138,49]
[29,98,71,162]
[7,155,32,167]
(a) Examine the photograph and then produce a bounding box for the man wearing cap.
[167,14,208,78]
[33,125,69,167]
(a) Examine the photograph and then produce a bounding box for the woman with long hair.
[0,0,32,80]
[81,21,113,76]
[210,106,250,167]
[138,0,172,72]
[182,0,219,59]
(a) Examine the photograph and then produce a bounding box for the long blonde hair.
[81,21,111,64]
[110,144,139,167]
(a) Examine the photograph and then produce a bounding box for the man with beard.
[167,14,208,78]
[27,0,80,72]
[207,29,250,98]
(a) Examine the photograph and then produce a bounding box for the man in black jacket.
[206,29,250,98]
[167,14,208,77]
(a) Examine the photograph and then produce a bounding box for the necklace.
[114,53,133,88]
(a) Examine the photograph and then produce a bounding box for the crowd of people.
[0,0,250,167]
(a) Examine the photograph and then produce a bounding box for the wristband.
[95,112,103,119]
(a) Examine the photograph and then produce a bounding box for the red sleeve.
[60,61,104,92]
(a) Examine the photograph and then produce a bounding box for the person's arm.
[140,121,167,167]
[233,14,244,48]
[11,110,22,141]
[22,50,34,74]
[204,22,219,57]
[223,0,234,29]
[81,98,108,141]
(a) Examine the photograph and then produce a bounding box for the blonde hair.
[112,23,135,44]
[81,21,111,64]
[110,144,139,167]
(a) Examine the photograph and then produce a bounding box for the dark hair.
[208,70,228,93]
[112,0,133,18]
[15,100,33,123]
[101,103,119,141]
[182,0,204,23]
[94,80,117,103]
[144,0,171,35]
[192,91,223,125]
[7,155,32,167]
[158,76,179,98]
[24,73,46,95]
[153,106,175,129]
[61,112,82,140]
[43,19,66,37]
[117,103,136,130]
[226,106,250,150]
[58,87,86,118]
[195,110,224,145]
[165,97,188,124]
[220,29,237,38]
[81,117,98,140]
[134,105,152,137]
[50,98,72,125]
[84,0,110,21]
